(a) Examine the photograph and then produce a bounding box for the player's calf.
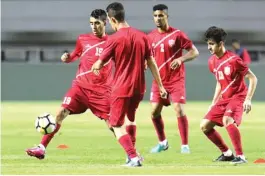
[56,108,70,124]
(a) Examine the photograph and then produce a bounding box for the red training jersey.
[67,33,112,94]
[99,27,152,97]
[208,51,249,100]
[148,27,193,87]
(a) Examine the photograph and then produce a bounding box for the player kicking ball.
[201,26,258,165]
[148,4,199,154]
[26,9,114,159]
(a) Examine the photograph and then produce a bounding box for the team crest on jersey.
[168,39,175,47]
[85,44,91,48]
[224,66,231,75]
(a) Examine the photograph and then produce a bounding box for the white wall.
[2,0,265,33]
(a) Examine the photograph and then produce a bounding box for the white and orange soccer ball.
[35,113,56,135]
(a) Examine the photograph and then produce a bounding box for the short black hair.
[90,9,107,21]
[153,4,168,11]
[204,26,227,43]
[232,39,240,43]
[106,2,125,22]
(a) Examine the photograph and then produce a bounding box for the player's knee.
[151,109,161,118]
[56,108,70,124]
[112,126,127,139]
[151,113,161,118]
[200,121,210,133]
[125,118,136,126]
[174,104,185,117]
[222,116,234,127]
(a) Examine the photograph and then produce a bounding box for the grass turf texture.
[2,101,265,174]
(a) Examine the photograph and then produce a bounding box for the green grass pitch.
[2,101,265,174]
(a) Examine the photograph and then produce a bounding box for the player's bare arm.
[61,36,83,63]
[243,69,258,114]
[91,59,104,75]
[170,45,199,70]
[207,82,222,111]
[147,56,167,99]
[212,81,222,105]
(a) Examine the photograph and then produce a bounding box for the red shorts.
[109,94,144,127]
[61,84,110,120]
[150,82,186,106]
[205,98,244,127]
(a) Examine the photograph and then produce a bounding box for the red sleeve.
[144,35,153,60]
[242,49,251,64]
[234,57,249,76]
[99,37,115,63]
[67,36,83,63]
[177,31,193,50]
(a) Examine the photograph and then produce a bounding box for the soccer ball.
[35,113,56,135]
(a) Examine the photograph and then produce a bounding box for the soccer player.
[92,2,167,167]
[26,9,113,159]
[201,26,258,165]
[232,39,252,65]
[148,4,199,154]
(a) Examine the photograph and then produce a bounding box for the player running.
[201,26,258,165]
[26,9,113,159]
[148,4,199,154]
[92,2,167,167]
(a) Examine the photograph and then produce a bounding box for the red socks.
[177,115,189,145]
[226,124,243,155]
[118,134,137,158]
[204,124,243,156]
[204,128,229,152]
[152,115,166,141]
[41,123,61,148]
[126,125,136,147]
[152,115,189,145]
